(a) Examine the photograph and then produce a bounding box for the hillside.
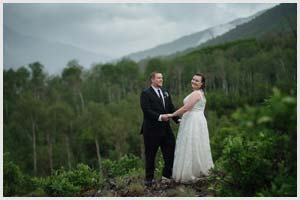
[160,3,296,60]
[199,3,296,49]
[125,9,266,61]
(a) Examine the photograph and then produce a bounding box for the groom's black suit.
[140,86,179,181]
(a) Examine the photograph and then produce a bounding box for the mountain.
[194,3,296,50]
[4,25,111,74]
[124,8,267,62]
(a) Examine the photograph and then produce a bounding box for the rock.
[83,175,213,197]
[108,178,117,189]
[94,190,102,197]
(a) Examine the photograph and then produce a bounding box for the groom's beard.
[158,82,163,87]
[151,83,163,88]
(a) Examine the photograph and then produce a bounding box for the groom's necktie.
[158,89,165,108]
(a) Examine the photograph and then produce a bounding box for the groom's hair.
[149,71,161,84]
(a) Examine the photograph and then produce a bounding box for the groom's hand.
[161,114,170,121]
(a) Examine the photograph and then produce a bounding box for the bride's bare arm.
[170,91,202,117]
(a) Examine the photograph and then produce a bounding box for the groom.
[140,71,179,187]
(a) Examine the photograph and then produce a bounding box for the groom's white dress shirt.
[151,86,166,121]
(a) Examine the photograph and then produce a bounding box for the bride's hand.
[167,113,174,118]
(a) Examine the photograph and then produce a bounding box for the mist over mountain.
[4,25,112,74]
[197,3,296,49]
[124,9,267,62]
[4,4,278,74]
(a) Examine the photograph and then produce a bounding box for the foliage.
[40,164,104,197]
[3,153,34,196]
[208,89,296,196]
[166,185,198,197]
[102,154,143,177]
[154,149,165,178]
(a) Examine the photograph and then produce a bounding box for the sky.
[4,3,278,59]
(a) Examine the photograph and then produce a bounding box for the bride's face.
[191,75,202,90]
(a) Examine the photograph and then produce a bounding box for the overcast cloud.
[4,3,278,59]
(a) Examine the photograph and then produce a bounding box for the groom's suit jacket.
[140,87,179,136]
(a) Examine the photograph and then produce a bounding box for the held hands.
[161,114,170,121]
[168,113,181,124]
[167,113,174,118]
[161,113,175,121]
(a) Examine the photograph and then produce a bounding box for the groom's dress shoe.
[144,179,155,187]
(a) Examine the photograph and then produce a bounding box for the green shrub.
[102,154,143,177]
[40,163,104,196]
[4,153,23,196]
[208,89,296,196]
[154,150,164,178]
[127,183,144,196]
[256,162,297,197]
[3,152,34,196]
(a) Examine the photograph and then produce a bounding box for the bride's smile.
[191,75,203,90]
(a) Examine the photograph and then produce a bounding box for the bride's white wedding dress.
[172,90,214,183]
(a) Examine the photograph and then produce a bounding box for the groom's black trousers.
[143,132,175,180]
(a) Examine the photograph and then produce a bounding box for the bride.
[168,73,214,183]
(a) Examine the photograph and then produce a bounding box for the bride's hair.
[195,73,205,91]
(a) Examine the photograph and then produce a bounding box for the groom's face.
[151,73,163,88]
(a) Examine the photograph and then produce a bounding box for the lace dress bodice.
[183,91,206,112]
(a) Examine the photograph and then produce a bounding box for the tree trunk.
[115,143,121,160]
[5,101,8,122]
[121,76,126,97]
[32,119,37,176]
[108,85,112,103]
[178,71,182,96]
[78,90,85,111]
[222,78,228,95]
[95,136,102,174]
[250,68,254,101]
[279,58,286,74]
[46,133,53,173]
[64,134,72,169]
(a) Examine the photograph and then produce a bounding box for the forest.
[3,29,296,196]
